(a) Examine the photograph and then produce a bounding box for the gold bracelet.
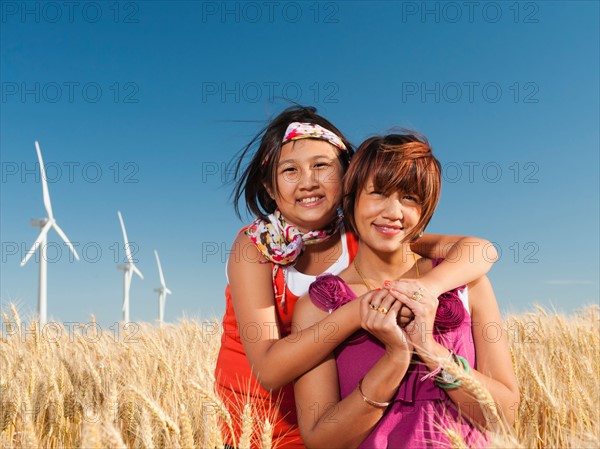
[357,378,391,408]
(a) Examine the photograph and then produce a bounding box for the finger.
[385,299,402,319]
[366,288,392,310]
[364,292,393,328]
[390,286,429,305]
[360,295,371,322]
[361,290,383,328]
[384,279,419,293]
[388,281,430,301]
[366,299,402,335]
[397,305,415,327]
[360,291,386,323]
[400,304,415,319]
[388,289,423,314]
[375,293,398,316]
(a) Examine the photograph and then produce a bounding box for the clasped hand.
[359,280,439,353]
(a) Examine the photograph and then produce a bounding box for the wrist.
[418,277,442,299]
[383,346,411,366]
[418,340,444,362]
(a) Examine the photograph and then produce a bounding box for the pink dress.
[308,259,488,449]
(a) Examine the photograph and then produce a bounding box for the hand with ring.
[386,283,439,349]
[359,289,413,358]
[411,287,424,302]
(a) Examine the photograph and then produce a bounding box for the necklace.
[353,252,420,290]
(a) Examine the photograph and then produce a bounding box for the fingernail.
[376,287,382,291]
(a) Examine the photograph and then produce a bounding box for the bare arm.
[391,276,520,427]
[293,291,412,449]
[403,234,499,298]
[228,232,362,390]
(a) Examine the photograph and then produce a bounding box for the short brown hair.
[342,133,441,242]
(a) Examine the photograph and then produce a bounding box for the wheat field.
[1,304,598,449]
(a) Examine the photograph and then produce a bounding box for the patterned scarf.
[246,209,343,306]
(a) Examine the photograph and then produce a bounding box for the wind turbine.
[117,211,143,323]
[153,250,172,326]
[20,141,80,327]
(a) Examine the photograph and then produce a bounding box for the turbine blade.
[52,222,80,261]
[165,288,172,295]
[35,141,54,220]
[132,264,144,280]
[20,220,52,266]
[117,211,134,264]
[154,250,166,288]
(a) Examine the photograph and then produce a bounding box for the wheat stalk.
[237,403,254,449]
[260,418,274,449]
[179,404,195,449]
[3,303,598,449]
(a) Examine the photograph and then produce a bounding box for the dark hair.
[342,133,442,242]
[230,105,354,220]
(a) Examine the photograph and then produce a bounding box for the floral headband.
[262,122,347,167]
[282,122,347,151]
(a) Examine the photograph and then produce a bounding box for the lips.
[297,196,325,207]
[373,223,404,235]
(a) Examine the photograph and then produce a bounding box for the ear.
[263,182,275,200]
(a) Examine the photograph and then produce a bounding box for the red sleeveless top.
[214,227,359,448]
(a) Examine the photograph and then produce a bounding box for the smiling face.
[343,134,442,242]
[268,139,344,232]
[354,179,423,253]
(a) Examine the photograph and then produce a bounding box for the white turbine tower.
[20,141,80,327]
[117,211,143,323]
[153,250,172,326]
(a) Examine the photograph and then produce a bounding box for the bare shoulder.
[227,230,274,312]
[232,230,266,260]
[227,230,269,273]
[293,294,329,331]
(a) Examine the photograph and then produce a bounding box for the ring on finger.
[369,302,378,310]
[377,307,389,315]
[411,291,423,301]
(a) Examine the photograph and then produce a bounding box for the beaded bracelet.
[435,355,471,390]
[420,350,454,382]
[358,378,391,408]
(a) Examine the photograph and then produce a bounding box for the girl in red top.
[214,106,497,448]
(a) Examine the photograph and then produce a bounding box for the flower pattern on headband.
[262,122,348,167]
[283,122,347,151]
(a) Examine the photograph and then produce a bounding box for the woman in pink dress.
[293,133,520,449]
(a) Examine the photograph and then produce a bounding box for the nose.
[381,196,403,221]
[298,167,319,190]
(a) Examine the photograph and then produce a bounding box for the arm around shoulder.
[412,234,498,296]
[228,232,363,390]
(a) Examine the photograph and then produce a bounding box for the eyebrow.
[277,155,335,166]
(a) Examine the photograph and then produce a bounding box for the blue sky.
[1,1,598,327]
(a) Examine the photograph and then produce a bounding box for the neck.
[353,242,419,286]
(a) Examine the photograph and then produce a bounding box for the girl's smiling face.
[354,178,423,253]
[268,139,343,232]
